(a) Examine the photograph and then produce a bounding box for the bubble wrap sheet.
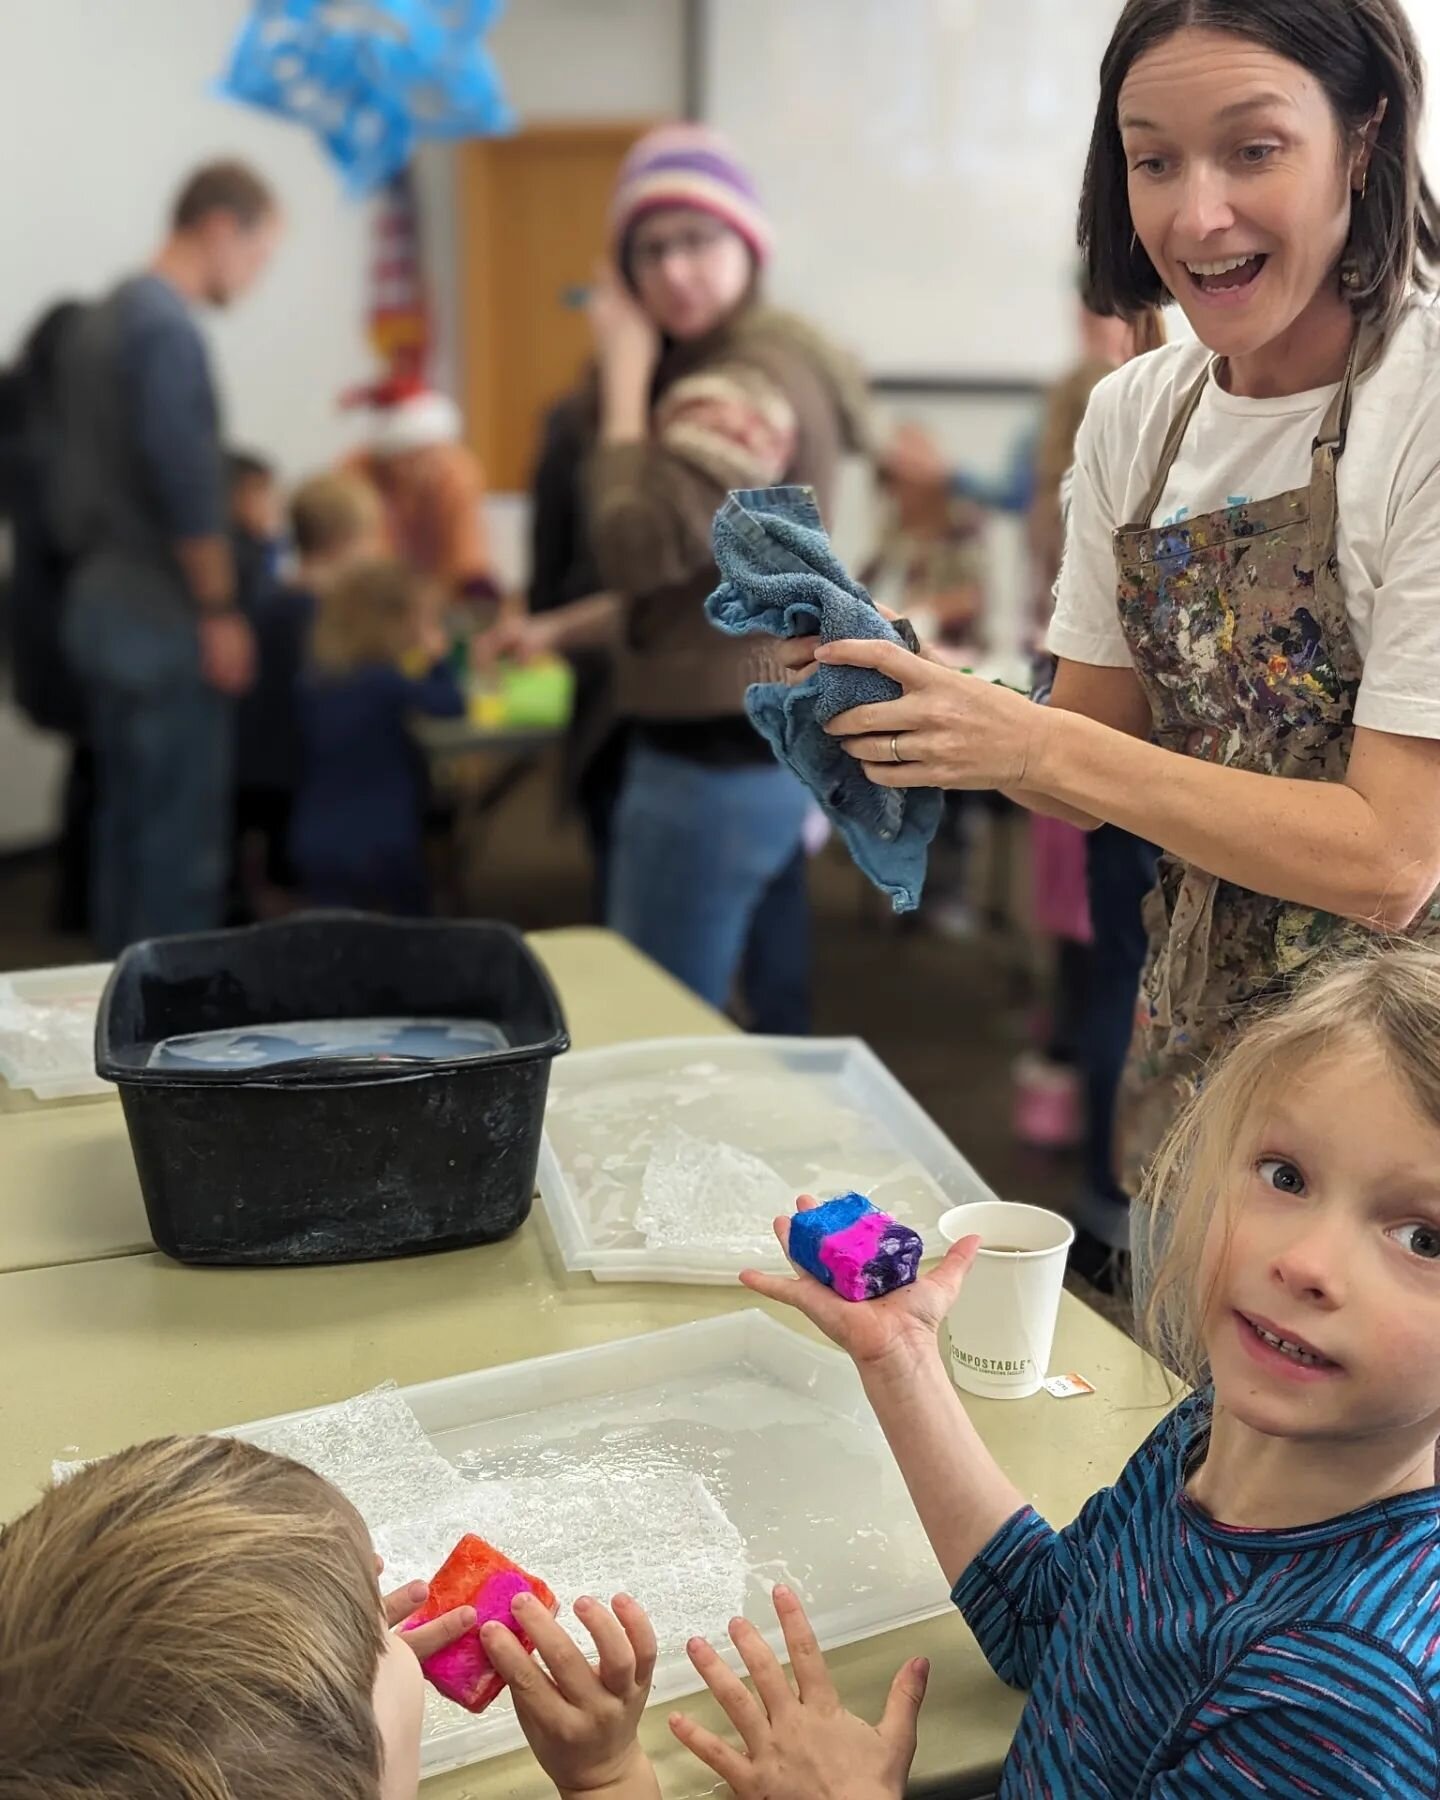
[635,1127,791,1258]
[0,983,105,1096]
[55,1316,949,1784]
[239,1383,751,1770]
[539,1039,981,1281]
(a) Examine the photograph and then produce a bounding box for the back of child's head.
[0,1435,385,1799]
[228,448,281,539]
[1142,942,1440,1387]
[310,557,425,677]
[290,472,382,568]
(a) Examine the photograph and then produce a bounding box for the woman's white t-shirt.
[1047,296,1440,739]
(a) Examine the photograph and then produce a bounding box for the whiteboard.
[701,0,1127,384]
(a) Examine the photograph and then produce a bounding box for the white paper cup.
[938,1201,1075,1399]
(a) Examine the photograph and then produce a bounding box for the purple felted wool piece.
[819,1210,924,1299]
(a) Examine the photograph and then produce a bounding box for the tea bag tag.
[1041,1372,1095,1399]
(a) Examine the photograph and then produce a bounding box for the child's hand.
[482,1591,660,1800]
[380,1571,476,1662]
[670,1584,928,1800]
[741,1198,978,1375]
[418,618,452,666]
[474,613,558,669]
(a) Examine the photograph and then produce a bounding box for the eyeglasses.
[629,220,732,272]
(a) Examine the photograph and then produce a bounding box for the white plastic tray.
[230,1312,951,1781]
[537,1035,999,1283]
[0,963,112,1100]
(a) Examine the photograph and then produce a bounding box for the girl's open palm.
[741,1199,978,1371]
[670,1584,928,1800]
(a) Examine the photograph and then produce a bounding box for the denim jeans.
[608,739,811,1018]
[742,845,812,1034]
[64,587,231,954]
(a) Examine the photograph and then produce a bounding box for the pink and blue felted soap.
[788,1193,923,1300]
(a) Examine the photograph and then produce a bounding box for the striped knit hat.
[611,124,772,269]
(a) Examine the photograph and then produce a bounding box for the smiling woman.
[804,0,1440,1299]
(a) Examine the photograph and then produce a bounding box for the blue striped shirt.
[954,1396,1440,1796]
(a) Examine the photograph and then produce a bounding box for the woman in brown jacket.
[567,125,868,1022]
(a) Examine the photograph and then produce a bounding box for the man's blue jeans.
[64,589,231,954]
[608,738,811,1022]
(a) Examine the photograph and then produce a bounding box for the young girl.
[291,557,464,916]
[0,1433,926,1800]
[746,943,1440,1796]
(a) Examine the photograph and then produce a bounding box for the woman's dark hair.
[1079,0,1440,332]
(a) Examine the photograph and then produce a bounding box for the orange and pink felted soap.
[400,1533,557,1712]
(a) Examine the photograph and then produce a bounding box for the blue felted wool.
[787,1192,872,1286]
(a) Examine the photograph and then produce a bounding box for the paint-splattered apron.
[1115,326,1382,1194]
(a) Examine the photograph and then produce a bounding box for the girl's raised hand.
[741,1199,978,1374]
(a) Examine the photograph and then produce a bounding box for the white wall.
[488,0,684,119]
[0,1,375,482]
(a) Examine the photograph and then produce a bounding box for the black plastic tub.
[96,912,570,1267]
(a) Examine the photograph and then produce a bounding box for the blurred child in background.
[863,441,989,936]
[862,449,987,658]
[347,378,499,612]
[291,556,464,916]
[229,469,382,920]
[226,449,283,919]
[227,448,283,596]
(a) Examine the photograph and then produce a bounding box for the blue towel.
[706,484,942,912]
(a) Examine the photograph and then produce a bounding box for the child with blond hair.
[290,556,464,915]
[750,943,1440,1796]
[0,1433,928,1800]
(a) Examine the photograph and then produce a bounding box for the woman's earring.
[1357,165,1369,200]
[1340,259,1364,291]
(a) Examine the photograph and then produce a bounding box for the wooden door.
[456,122,653,493]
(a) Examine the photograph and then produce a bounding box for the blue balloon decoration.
[218,0,514,195]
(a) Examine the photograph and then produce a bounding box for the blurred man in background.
[55,160,281,954]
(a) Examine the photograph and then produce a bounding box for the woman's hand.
[670,1585,928,1800]
[819,637,1042,789]
[775,605,942,690]
[589,264,661,392]
[741,1198,978,1377]
[482,1592,660,1800]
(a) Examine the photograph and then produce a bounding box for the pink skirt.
[1029,814,1093,944]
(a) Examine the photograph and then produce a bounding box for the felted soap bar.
[788,1192,923,1301]
[401,1533,558,1713]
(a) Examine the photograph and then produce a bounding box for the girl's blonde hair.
[311,556,429,677]
[0,1435,386,1799]
[1142,942,1440,1389]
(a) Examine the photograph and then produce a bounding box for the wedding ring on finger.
[890,733,905,764]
